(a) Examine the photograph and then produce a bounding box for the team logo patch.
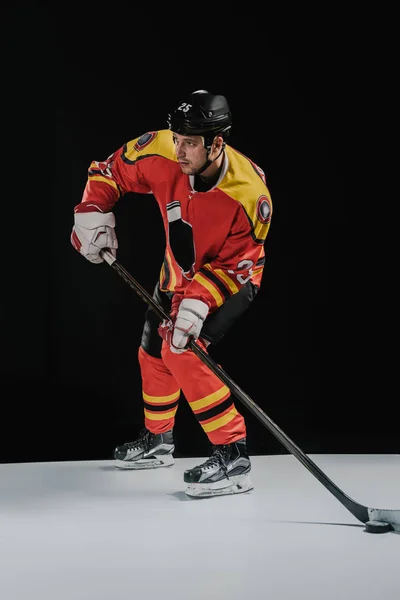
[93,157,114,178]
[134,131,157,151]
[256,196,271,224]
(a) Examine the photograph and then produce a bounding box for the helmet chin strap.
[195,144,225,176]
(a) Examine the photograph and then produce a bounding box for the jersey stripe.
[204,264,239,295]
[192,272,225,307]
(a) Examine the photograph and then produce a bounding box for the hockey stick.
[100,249,399,532]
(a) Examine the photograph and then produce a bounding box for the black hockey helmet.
[167,90,232,147]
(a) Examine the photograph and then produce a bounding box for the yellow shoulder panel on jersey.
[123,129,177,163]
[219,146,273,242]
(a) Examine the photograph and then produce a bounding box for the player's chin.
[179,163,194,174]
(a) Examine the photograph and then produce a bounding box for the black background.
[2,5,397,462]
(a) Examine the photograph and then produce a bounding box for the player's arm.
[71,144,152,263]
[159,206,271,352]
[185,205,271,312]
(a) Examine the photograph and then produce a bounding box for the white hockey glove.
[170,298,209,354]
[71,204,118,264]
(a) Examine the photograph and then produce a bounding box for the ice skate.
[184,438,254,498]
[114,428,174,470]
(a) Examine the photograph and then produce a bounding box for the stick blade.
[368,508,400,532]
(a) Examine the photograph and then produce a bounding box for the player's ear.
[213,135,224,151]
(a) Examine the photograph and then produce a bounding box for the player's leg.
[114,283,180,469]
[162,281,258,496]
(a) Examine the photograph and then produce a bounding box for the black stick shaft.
[104,253,369,524]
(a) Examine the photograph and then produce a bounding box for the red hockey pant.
[138,343,246,445]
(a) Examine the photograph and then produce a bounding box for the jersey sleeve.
[78,143,153,212]
[184,202,271,312]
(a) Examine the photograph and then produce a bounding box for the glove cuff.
[74,210,116,229]
[179,298,209,321]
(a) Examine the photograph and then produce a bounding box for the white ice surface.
[0,454,399,600]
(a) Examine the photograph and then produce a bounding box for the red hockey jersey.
[78,129,273,313]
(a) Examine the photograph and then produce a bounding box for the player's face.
[172,133,207,174]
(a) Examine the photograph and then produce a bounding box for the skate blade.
[185,474,254,498]
[115,454,174,470]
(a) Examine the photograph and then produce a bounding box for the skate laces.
[200,445,230,472]
[125,429,153,451]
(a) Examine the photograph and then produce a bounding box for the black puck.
[364,520,393,533]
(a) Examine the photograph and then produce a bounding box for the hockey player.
[71,90,273,497]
